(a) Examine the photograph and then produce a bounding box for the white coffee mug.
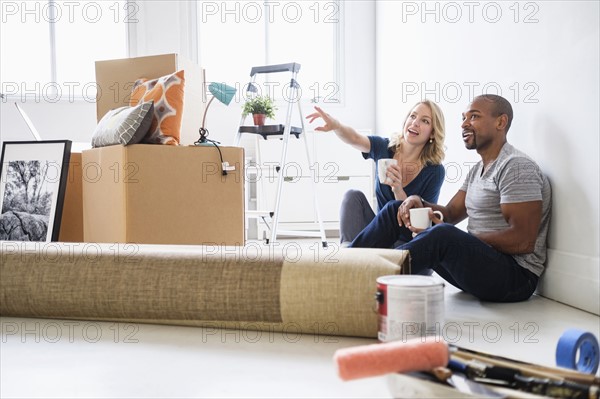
[409,207,444,230]
[377,158,397,184]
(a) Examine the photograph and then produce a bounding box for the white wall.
[375,0,599,314]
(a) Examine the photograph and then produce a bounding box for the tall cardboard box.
[58,152,83,242]
[95,54,204,145]
[82,145,245,246]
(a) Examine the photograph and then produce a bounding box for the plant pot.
[253,114,266,126]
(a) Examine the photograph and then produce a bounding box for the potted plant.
[242,95,277,126]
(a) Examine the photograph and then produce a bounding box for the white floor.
[1,241,599,398]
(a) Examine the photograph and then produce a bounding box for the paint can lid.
[376,275,443,287]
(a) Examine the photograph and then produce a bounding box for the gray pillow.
[91,101,154,148]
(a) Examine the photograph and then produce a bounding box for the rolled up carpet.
[0,242,408,338]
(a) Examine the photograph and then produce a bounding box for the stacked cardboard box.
[82,144,244,246]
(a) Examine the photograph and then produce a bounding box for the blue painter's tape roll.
[555,329,599,374]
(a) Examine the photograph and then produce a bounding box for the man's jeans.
[350,200,539,302]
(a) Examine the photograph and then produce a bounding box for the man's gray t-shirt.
[460,143,552,276]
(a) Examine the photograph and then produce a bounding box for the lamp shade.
[208,82,236,106]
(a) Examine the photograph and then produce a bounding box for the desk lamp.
[198,82,237,140]
[197,82,237,176]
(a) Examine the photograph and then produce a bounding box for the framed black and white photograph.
[0,141,72,242]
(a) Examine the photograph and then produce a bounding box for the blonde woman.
[306,100,446,245]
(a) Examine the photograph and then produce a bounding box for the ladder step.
[239,124,302,139]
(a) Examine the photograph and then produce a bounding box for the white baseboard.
[537,249,600,315]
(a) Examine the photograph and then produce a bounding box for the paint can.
[375,275,445,342]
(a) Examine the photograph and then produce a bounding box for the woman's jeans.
[339,190,407,247]
[349,200,539,302]
[339,189,375,245]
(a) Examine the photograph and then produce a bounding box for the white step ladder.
[234,63,327,247]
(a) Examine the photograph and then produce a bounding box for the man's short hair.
[476,94,514,132]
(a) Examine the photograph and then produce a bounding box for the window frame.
[0,0,131,103]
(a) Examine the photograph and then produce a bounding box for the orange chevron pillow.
[129,70,185,145]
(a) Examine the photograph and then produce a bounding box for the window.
[0,0,129,102]
[197,0,342,104]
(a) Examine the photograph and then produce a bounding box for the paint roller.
[333,337,449,381]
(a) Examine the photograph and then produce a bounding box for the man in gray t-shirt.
[461,143,551,278]
[350,95,552,302]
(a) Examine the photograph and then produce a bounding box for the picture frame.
[0,140,72,242]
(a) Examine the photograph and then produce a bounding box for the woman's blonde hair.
[388,100,446,165]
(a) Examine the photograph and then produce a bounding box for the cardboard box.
[95,54,205,145]
[58,152,83,242]
[82,145,245,246]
